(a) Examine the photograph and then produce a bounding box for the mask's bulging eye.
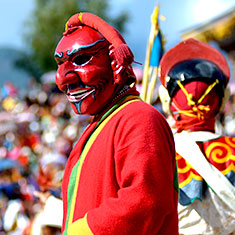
[73,54,92,66]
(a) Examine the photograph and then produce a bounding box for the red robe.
[62,95,178,234]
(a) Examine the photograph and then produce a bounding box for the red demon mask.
[54,13,136,115]
[55,26,121,115]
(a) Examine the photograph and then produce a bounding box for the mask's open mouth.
[66,84,95,102]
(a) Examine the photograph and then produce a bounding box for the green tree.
[20,0,128,81]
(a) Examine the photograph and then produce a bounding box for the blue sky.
[1,0,234,65]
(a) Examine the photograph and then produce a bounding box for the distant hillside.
[0,47,31,92]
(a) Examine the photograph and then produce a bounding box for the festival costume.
[61,95,178,234]
[159,38,235,234]
[54,12,179,235]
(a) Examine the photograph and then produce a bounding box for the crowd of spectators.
[0,70,234,234]
[0,73,91,234]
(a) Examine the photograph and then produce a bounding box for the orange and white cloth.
[174,131,235,234]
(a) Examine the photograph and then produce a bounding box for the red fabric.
[81,13,126,47]
[64,12,134,67]
[159,38,230,87]
[65,13,125,46]
[62,100,178,234]
[61,120,98,231]
[203,136,235,172]
[177,135,235,190]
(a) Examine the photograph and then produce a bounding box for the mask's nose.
[56,62,79,92]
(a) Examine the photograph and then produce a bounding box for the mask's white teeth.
[67,88,95,102]
[70,90,87,96]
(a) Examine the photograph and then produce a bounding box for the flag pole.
[146,67,159,103]
[141,5,160,102]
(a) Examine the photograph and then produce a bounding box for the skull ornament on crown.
[54,13,136,115]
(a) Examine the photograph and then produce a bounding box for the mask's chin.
[71,102,82,114]
[67,77,119,115]
[66,83,96,114]
[70,90,114,116]
[69,93,97,115]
